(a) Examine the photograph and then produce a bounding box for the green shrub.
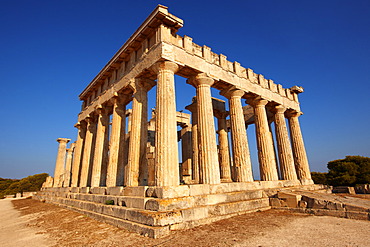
[105,200,114,205]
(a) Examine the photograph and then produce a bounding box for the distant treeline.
[0,173,48,198]
[311,156,370,186]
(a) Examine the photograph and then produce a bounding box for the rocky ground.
[2,197,369,247]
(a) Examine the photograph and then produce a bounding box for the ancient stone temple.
[38,5,320,238]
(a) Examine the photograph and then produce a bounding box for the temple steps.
[36,188,271,238]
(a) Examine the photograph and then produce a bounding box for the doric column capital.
[220,86,245,99]
[128,77,156,94]
[67,142,76,153]
[214,110,229,119]
[271,104,287,114]
[74,121,82,129]
[188,73,214,87]
[150,60,179,74]
[285,109,303,118]
[56,138,71,144]
[246,96,268,107]
[95,105,108,115]
[84,114,94,123]
[110,91,130,104]
[185,102,197,113]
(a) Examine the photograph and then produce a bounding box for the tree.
[311,172,328,184]
[326,156,370,186]
[0,173,48,198]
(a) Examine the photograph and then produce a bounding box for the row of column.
[53,60,312,188]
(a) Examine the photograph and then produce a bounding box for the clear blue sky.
[1,0,369,179]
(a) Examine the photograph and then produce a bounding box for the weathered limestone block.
[151,186,190,199]
[298,200,308,208]
[123,197,149,209]
[90,187,107,195]
[123,186,147,197]
[209,198,270,216]
[277,192,302,208]
[145,197,195,211]
[270,198,282,207]
[106,186,124,196]
[152,211,183,226]
[332,186,356,194]
[181,207,209,221]
[189,184,210,196]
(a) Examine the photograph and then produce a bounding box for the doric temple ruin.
[38,5,322,238]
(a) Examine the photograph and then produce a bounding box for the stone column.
[79,116,96,187]
[216,112,232,182]
[189,73,220,184]
[152,61,180,186]
[63,142,76,187]
[91,106,109,187]
[268,122,281,180]
[71,121,87,187]
[180,125,192,183]
[223,89,254,182]
[248,97,278,181]
[286,110,313,184]
[126,81,149,187]
[271,105,298,181]
[185,102,200,183]
[106,96,126,187]
[53,138,71,187]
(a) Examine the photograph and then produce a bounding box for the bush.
[326,156,370,186]
[105,200,114,205]
[0,173,48,198]
[311,172,328,184]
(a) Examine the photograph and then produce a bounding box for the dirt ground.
[5,198,370,247]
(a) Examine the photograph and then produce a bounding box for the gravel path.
[0,198,53,247]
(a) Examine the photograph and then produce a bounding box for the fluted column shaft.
[91,107,109,187]
[191,73,220,184]
[272,105,298,181]
[53,138,71,187]
[79,117,96,187]
[63,143,75,187]
[185,103,200,183]
[126,84,148,186]
[181,125,192,180]
[217,113,232,182]
[71,122,86,187]
[287,111,313,183]
[227,90,254,182]
[106,97,126,187]
[152,61,180,186]
[249,98,278,181]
